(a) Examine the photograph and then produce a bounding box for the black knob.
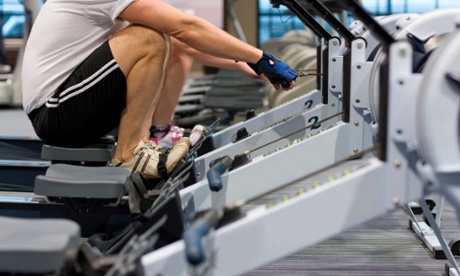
[245,109,257,121]
[231,151,252,170]
[233,127,251,143]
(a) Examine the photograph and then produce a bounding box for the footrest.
[41,142,115,163]
[34,164,130,198]
[0,216,80,274]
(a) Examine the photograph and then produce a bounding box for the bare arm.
[118,0,263,64]
[172,38,259,78]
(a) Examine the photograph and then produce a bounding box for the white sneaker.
[111,138,190,178]
[189,124,205,146]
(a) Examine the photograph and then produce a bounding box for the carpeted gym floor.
[248,202,460,276]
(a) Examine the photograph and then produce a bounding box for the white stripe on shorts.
[46,59,119,108]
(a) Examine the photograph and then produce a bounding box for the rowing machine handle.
[207,156,233,192]
[184,210,220,266]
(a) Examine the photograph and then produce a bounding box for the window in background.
[258,0,460,45]
[1,0,24,38]
[369,0,460,14]
[258,2,305,44]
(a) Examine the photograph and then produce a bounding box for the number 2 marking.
[308,116,321,130]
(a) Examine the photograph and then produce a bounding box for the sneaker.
[150,125,185,148]
[189,124,205,146]
[111,138,191,178]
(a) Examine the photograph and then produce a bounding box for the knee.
[127,25,169,58]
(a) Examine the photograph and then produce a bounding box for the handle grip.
[184,211,220,266]
[184,219,212,266]
[207,156,233,192]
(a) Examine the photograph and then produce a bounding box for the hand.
[247,52,298,90]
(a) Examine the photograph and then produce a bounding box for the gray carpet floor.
[248,202,460,276]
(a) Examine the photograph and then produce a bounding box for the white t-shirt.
[22,0,135,114]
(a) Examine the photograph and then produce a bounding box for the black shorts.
[28,41,127,147]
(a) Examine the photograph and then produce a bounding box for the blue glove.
[248,52,298,89]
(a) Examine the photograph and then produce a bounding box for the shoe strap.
[127,172,155,214]
[157,153,169,181]
[150,124,171,138]
[159,147,170,155]
[131,172,148,195]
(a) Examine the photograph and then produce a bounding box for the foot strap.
[150,124,171,138]
[157,153,169,181]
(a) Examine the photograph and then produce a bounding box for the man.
[22,0,298,179]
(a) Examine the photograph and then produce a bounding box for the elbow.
[170,30,189,44]
[168,17,204,45]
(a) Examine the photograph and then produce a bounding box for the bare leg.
[151,38,259,127]
[142,35,174,140]
[108,25,171,162]
[151,41,194,126]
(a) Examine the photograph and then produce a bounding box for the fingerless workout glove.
[247,52,298,89]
